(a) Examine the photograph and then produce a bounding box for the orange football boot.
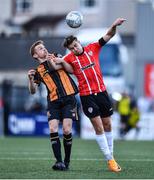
[108,159,122,172]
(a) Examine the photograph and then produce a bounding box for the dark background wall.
[0,37,65,70]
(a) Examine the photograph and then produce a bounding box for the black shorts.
[47,95,77,121]
[80,91,113,118]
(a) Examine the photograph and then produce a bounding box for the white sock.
[105,131,113,156]
[96,133,112,160]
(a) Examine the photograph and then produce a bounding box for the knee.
[63,128,71,135]
[49,122,58,133]
[95,126,104,134]
[63,126,71,135]
[103,121,112,131]
[91,117,104,134]
[50,126,57,133]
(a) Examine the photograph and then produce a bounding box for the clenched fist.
[28,69,36,80]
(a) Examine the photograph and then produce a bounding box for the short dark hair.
[29,40,44,57]
[63,35,77,48]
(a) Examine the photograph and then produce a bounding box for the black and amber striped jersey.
[34,60,78,102]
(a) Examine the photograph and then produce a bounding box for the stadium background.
[0,0,154,179]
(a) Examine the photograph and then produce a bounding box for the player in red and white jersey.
[54,18,126,172]
[63,41,106,96]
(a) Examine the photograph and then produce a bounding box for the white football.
[66,11,83,28]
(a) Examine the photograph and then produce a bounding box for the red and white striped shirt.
[64,42,106,96]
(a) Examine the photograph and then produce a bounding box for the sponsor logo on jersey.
[81,62,95,71]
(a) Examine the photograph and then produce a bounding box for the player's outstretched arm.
[47,53,63,70]
[53,57,74,74]
[103,18,126,42]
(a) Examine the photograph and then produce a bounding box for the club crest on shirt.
[88,107,93,113]
[88,51,93,56]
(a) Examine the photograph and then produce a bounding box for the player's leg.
[61,95,77,169]
[47,101,66,170]
[48,119,62,163]
[81,94,114,162]
[81,93,121,172]
[90,116,121,172]
[96,91,114,156]
[49,119,66,170]
[90,116,113,161]
[62,118,73,169]
[101,116,121,172]
[80,95,114,160]
[102,116,113,155]
[98,91,121,172]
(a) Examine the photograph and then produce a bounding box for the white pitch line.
[0,157,154,162]
[0,152,49,155]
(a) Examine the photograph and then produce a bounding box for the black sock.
[63,133,72,164]
[50,132,62,162]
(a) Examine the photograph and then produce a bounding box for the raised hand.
[52,57,64,64]
[28,69,36,80]
[47,53,56,61]
[113,18,126,26]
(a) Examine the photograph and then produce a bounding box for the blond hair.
[29,40,44,58]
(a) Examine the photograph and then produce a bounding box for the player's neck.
[38,58,47,64]
[76,47,84,56]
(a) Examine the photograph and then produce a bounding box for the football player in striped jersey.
[54,18,126,172]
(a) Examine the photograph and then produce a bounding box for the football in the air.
[66,11,83,28]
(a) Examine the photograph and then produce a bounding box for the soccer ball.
[66,11,83,28]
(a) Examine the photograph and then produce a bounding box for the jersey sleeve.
[63,53,73,64]
[87,42,102,54]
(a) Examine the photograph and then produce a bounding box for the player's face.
[68,40,83,55]
[34,44,48,59]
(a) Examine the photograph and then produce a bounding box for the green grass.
[0,137,154,179]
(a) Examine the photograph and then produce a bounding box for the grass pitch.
[0,137,154,179]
